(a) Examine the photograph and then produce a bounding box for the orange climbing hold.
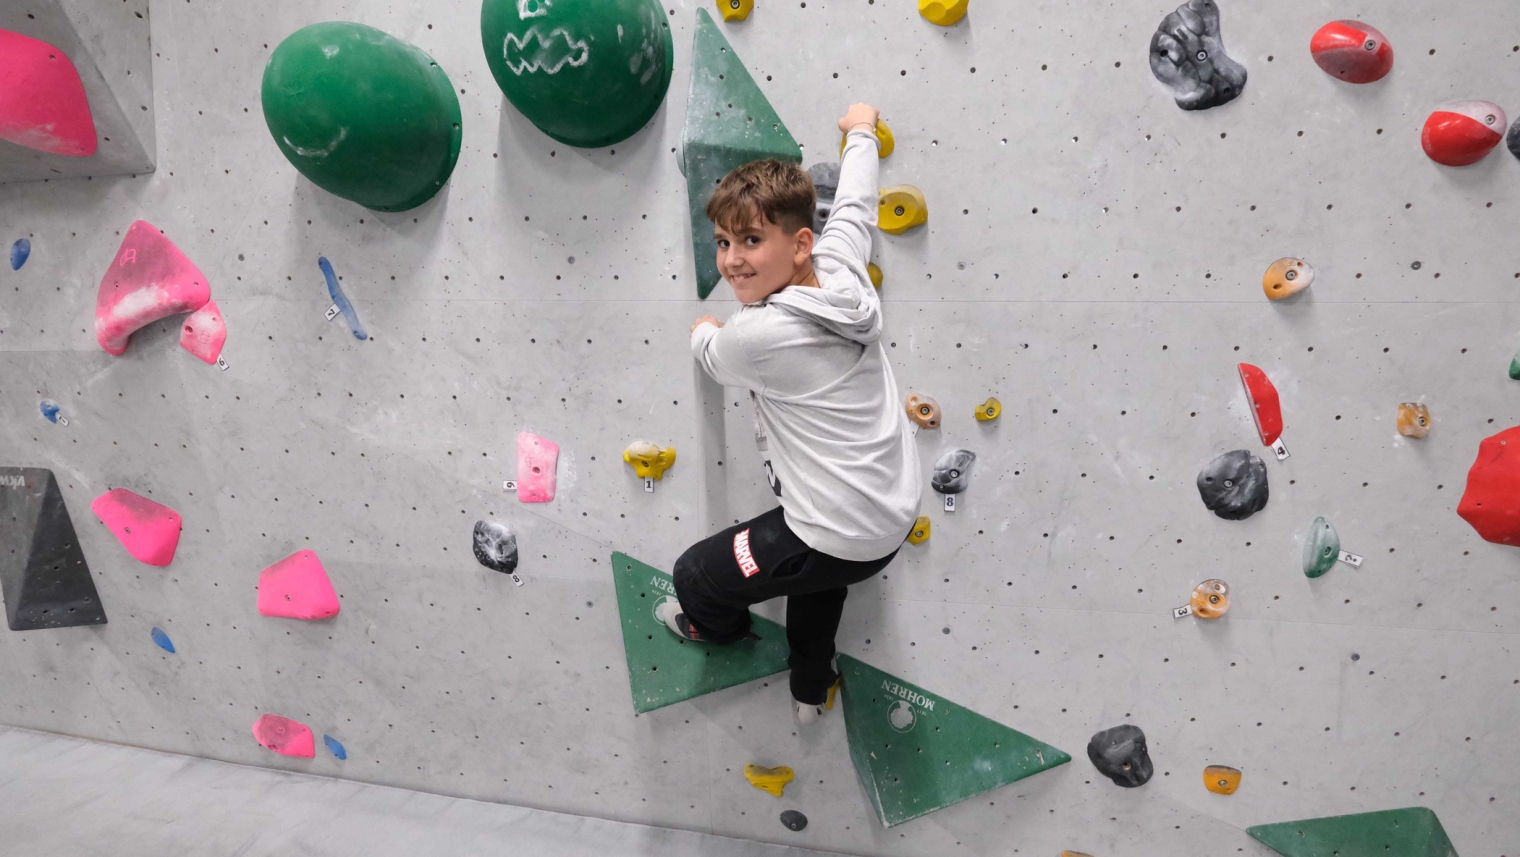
[905,393,940,429]
[1204,765,1242,794]
[1190,579,1230,619]
[1398,403,1431,439]
[1262,258,1314,301]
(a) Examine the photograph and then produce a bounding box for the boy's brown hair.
[706,159,816,236]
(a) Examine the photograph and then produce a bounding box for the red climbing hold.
[96,221,211,355]
[1422,101,1507,167]
[251,714,315,758]
[257,549,340,620]
[1310,21,1394,84]
[0,29,97,156]
[179,300,227,364]
[90,488,182,567]
[1238,364,1283,446]
[1458,426,1520,546]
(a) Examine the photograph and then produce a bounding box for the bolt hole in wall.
[0,0,1515,854]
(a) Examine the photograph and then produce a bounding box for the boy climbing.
[657,103,922,725]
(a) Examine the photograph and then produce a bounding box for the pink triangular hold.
[90,488,182,566]
[251,714,315,758]
[179,300,227,364]
[257,549,340,620]
[0,29,97,156]
[517,431,560,503]
[95,220,211,356]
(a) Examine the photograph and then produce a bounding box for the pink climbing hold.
[0,29,97,157]
[179,300,227,364]
[95,220,211,356]
[90,488,182,567]
[517,431,560,503]
[251,714,316,758]
[257,549,340,620]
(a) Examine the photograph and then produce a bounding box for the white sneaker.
[655,599,700,641]
[793,678,840,725]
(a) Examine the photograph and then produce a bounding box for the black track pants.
[671,506,899,705]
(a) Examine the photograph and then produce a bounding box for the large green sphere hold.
[261,22,463,212]
[481,0,673,148]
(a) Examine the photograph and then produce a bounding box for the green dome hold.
[481,0,673,148]
[261,22,463,212]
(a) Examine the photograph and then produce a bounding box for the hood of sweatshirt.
[763,267,882,345]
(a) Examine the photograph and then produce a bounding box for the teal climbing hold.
[681,8,803,299]
[1303,516,1341,578]
[1247,806,1458,857]
[481,0,673,148]
[838,653,1071,827]
[610,552,789,714]
[261,22,463,212]
[1509,346,1520,380]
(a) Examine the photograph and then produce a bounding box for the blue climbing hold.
[39,399,59,423]
[319,256,367,341]
[150,626,175,653]
[323,734,347,760]
[10,238,30,271]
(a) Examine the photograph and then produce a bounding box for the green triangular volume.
[610,552,790,714]
[1246,807,1459,857]
[837,653,1071,827]
[680,8,802,300]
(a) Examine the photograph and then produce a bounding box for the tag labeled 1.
[644,479,655,494]
[1271,439,1290,461]
[944,495,956,513]
[1338,550,1364,567]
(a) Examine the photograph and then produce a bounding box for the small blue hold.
[39,399,60,423]
[318,256,367,341]
[150,626,175,653]
[323,734,347,760]
[10,238,30,271]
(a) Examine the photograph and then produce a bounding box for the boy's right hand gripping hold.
[839,103,880,136]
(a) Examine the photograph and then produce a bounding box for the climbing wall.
[2,0,1519,854]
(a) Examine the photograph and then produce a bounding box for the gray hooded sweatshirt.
[690,128,922,561]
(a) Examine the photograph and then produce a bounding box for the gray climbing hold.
[807,162,841,235]
[472,520,518,574]
[1087,724,1153,788]
[932,449,977,495]
[1149,0,1247,111]
[779,809,808,831]
[1197,450,1268,520]
[1508,116,1520,162]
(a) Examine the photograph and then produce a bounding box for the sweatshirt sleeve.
[813,128,880,271]
[691,320,765,391]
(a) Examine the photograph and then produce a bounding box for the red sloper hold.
[1422,101,1507,167]
[257,549,340,620]
[90,488,182,566]
[1457,426,1520,546]
[1310,21,1394,84]
[95,220,211,356]
[252,714,316,758]
[1238,363,1283,446]
[179,300,227,364]
[0,29,97,156]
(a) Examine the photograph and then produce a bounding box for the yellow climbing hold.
[907,515,931,545]
[623,441,677,480]
[975,397,1001,421]
[744,763,794,797]
[717,0,753,22]
[868,262,884,289]
[840,119,895,158]
[919,0,969,26]
[878,185,928,234]
[1204,765,1242,795]
[826,678,839,709]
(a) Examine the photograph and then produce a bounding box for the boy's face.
[714,215,814,305]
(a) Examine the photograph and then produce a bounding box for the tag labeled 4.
[1271,439,1290,461]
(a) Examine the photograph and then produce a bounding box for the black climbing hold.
[1196,450,1269,520]
[1149,0,1248,111]
[807,163,841,235]
[780,809,809,831]
[932,449,977,495]
[0,467,107,631]
[1507,115,1520,162]
[472,520,518,574]
[1087,724,1153,788]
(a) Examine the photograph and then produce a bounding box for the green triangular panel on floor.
[837,653,1071,828]
[681,8,802,300]
[1246,807,1459,857]
[611,551,790,714]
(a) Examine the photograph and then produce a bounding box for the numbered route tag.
[57,415,69,427]
[503,480,518,492]
[1338,550,1364,567]
[325,303,341,322]
[508,571,525,587]
[216,355,229,371]
[1270,439,1290,461]
[1173,605,1193,619]
[644,478,655,493]
[944,494,956,512]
